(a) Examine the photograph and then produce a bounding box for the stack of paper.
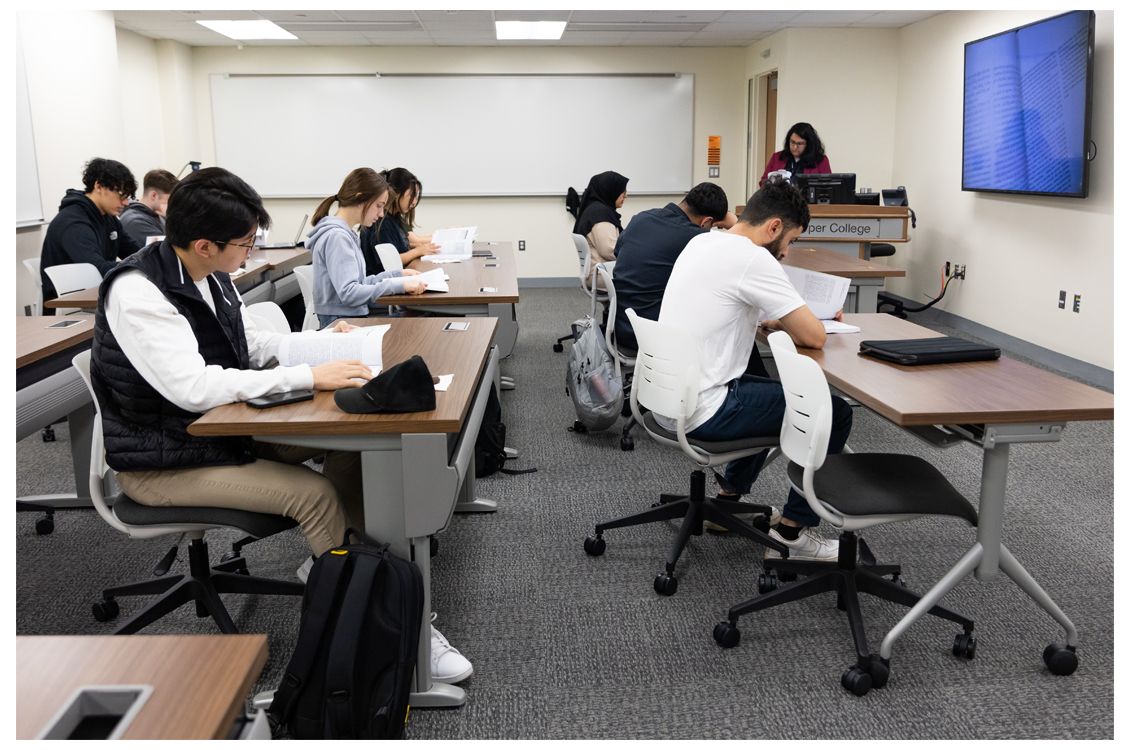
[780,266,859,334]
[414,268,449,293]
[431,226,477,260]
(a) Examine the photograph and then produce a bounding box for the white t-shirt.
[656,231,806,432]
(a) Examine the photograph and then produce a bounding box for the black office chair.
[73,351,305,635]
[583,310,789,595]
[711,332,977,696]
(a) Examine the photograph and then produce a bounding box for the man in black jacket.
[119,168,177,246]
[39,157,144,312]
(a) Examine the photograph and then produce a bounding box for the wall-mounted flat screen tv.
[962,10,1095,198]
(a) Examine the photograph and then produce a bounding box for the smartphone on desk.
[246,389,315,409]
[45,319,87,329]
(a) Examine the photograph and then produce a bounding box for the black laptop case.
[858,336,1001,366]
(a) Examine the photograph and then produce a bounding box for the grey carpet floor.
[15,288,1114,739]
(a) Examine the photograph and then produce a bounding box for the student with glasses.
[758,122,832,188]
[39,157,146,313]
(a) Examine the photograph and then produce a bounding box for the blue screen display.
[963,11,1092,195]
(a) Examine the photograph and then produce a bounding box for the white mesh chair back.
[292,265,319,331]
[246,301,291,334]
[375,243,403,272]
[767,330,833,472]
[43,262,102,297]
[625,309,699,427]
[23,257,42,315]
[594,262,634,374]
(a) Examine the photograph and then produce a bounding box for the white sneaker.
[296,555,314,584]
[704,498,782,532]
[764,527,839,562]
[430,613,473,684]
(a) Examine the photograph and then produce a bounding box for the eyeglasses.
[215,239,257,252]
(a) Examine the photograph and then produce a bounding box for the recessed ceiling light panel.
[495,21,567,40]
[196,20,298,40]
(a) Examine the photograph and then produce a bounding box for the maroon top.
[759,152,831,187]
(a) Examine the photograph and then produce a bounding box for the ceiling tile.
[851,11,944,27]
[172,10,264,22]
[559,31,629,43]
[620,32,698,43]
[116,21,214,32]
[359,30,434,43]
[414,10,494,22]
[698,22,783,35]
[288,30,370,45]
[421,21,496,33]
[254,10,345,23]
[645,11,725,23]
[334,10,420,22]
[787,11,884,26]
[113,11,186,23]
[717,11,803,24]
[567,11,650,23]
[493,10,571,22]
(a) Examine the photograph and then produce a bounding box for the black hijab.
[572,171,629,236]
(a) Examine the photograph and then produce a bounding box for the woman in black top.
[358,168,439,274]
[572,171,628,289]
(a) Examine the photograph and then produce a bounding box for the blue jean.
[687,374,853,527]
[317,310,401,329]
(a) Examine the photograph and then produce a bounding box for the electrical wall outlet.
[1059,290,1067,309]
[519,240,525,251]
[1073,294,1081,313]
[956,264,966,280]
[708,166,720,178]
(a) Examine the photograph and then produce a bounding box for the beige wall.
[16,10,128,315]
[188,45,748,279]
[888,10,1113,370]
[115,28,166,177]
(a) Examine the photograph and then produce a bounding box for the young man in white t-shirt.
[657,178,853,562]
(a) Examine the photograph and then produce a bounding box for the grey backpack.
[565,316,623,432]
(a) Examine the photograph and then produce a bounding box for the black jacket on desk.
[611,203,709,350]
[359,216,410,276]
[40,189,144,311]
[119,200,166,247]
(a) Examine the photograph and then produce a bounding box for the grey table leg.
[453,457,498,513]
[487,303,518,359]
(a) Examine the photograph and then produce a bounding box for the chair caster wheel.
[778,570,797,583]
[758,572,778,595]
[430,536,439,558]
[869,657,890,688]
[92,598,120,622]
[841,666,873,696]
[553,343,564,353]
[953,632,977,659]
[751,514,770,534]
[891,574,908,588]
[620,436,634,451]
[35,516,54,535]
[653,573,678,596]
[42,426,56,442]
[713,621,741,648]
[583,536,606,556]
[1042,644,1078,675]
[219,550,238,563]
[571,421,588,434]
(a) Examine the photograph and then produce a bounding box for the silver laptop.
[258,214,308,249]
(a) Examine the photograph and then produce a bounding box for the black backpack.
[268,528,424,739]
[475,385,536,478]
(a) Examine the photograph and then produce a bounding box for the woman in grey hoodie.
[309,168,426,329]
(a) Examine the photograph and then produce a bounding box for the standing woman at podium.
[759,122,831,187]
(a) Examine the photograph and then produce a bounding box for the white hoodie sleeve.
[105,270,314,413]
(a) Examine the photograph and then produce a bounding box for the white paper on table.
[278,324,389,376]
[781,265,850,321]
[822,319,861,334]
[414,268,449,293]
[427,257,462,264]
[434,374,454,391]
[431,226,477,260]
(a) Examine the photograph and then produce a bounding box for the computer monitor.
[794,173,857,205]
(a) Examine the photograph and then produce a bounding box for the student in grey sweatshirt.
[308,168,426,329]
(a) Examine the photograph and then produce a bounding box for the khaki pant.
[115,442,364,557]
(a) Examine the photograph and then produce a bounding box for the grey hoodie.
[308,216,405,317]
[119,200,165,247]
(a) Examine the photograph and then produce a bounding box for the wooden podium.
[735,204,910,260]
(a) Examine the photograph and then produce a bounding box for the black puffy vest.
[91,241,255,472]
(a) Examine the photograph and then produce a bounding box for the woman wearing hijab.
[758,122,831,187]
[573,171,628,289]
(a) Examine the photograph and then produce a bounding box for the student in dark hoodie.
[358,167,440,275]
[40,157,145,312]
[119,168,177,246]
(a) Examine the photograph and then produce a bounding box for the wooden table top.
[190,316,498,437]
[763,314,1113,426]
[378,241,520,306]
[16,315,95,368]
[783,245,905,279]
[17,634,268,740]
[250,246,311,275]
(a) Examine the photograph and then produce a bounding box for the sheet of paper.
[278,324,389,374]
[434,374,454,392]
[781,265,851,321]
[414,268,449,293]
[427,257,462,264]
[431,226,477,260]
[822,319,861,334]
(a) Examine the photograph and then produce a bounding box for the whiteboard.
[17,18,44,225]
[210,73,694,197]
